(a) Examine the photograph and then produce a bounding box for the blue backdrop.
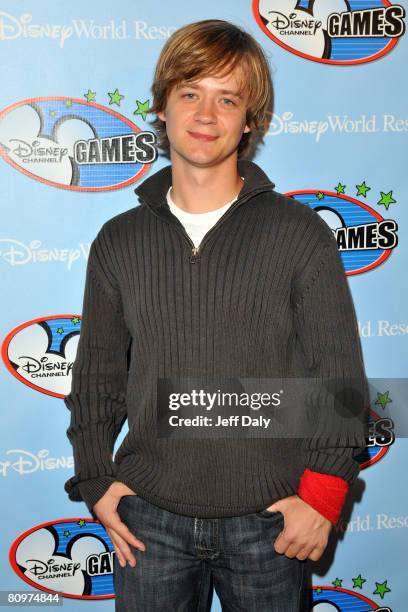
[1,1,406,610]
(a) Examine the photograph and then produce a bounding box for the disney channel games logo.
[0,96,157,190]
[253,0,405,65]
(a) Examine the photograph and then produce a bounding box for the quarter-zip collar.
[134,159,276,214]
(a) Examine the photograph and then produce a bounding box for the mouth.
[188,131,218,142]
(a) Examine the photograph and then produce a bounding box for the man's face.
[157,66,251,168]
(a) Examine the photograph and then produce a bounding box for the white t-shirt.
[166,178,244,249]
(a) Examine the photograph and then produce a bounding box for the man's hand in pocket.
[267,494,332,561]
[93,481,146,567]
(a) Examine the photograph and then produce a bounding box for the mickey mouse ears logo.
[9,518,115,599]
[253,0,405,65]
[1,314,81,398]
[0,96,155,191]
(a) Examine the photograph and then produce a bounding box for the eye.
[181,93,196,99]
[221,98,236,106]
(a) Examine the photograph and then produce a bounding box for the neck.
[169,152,244,213]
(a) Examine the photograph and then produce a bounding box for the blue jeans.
[114,494,309,611]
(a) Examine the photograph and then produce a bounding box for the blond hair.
[148,19,274,159]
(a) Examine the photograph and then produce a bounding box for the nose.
[194,97,217,124]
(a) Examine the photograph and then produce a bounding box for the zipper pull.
[190,245,200,264]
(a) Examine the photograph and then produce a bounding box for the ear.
[157,110,166,122]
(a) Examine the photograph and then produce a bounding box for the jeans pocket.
[117,494,140,512]
[256,508,284,519]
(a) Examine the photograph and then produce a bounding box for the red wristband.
[297,468,349,525]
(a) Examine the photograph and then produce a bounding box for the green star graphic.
[134,99,150,121]
[352,573,366,589]
[84,89,96,102]
[356,181,371,197]
[63,530,71,537]
[375,390,392,410]
[49,110,57,117]
[315,587,322,594]
[71,316,81,325]
[335,182,346,194]
[108,88,124,106]
[373,580,391,599]
[332,577,343,588]
[378,191,396,210]
[316,192,325,200]
[56,327,64,335]
[64,99,73,107]
[77,519,86,527]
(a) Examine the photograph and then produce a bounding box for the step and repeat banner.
[1,1,407,610]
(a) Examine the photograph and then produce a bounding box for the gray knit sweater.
[64,159,368,518]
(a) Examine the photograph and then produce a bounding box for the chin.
[177,145,238,167]
[177,149,220,166]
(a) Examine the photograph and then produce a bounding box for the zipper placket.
[140,185,274,263]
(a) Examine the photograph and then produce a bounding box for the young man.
[64,19,368,611]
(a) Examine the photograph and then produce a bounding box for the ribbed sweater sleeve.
[64,225,131,512]
[291,215,368,487]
